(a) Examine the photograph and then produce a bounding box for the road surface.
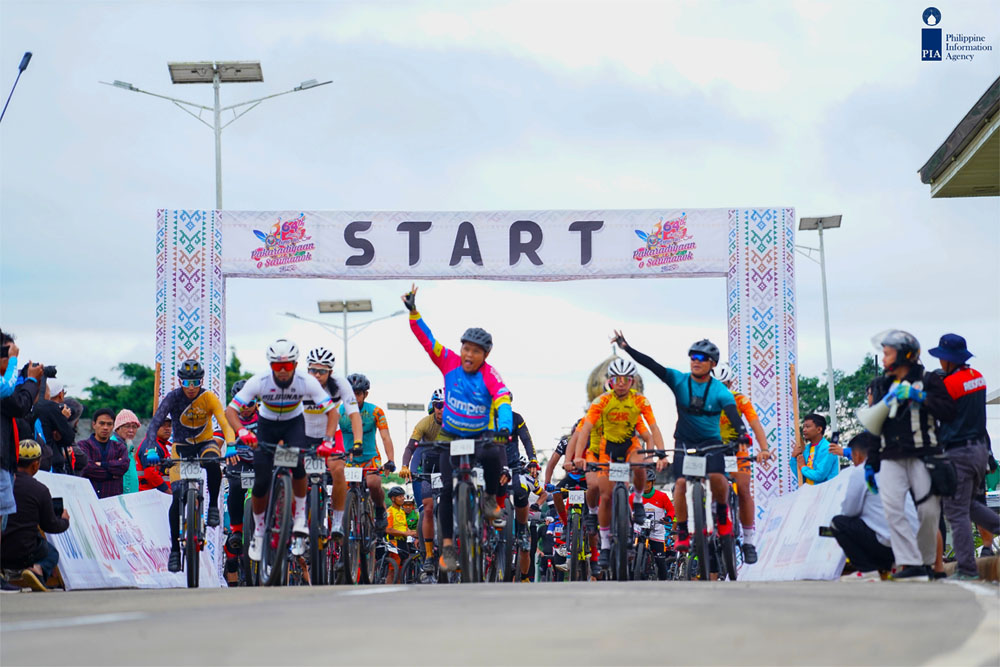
[2,580,997,665]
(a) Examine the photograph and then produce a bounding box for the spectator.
[403,495,419,532]
[0,440,70,592]
[111,409,141,494]
[928,334,997,580]
[136,417,172,493]
[833,433,917,582]
[78,408,129,498]
[869,330,956,582]
[1,331,20,398]
[790,414,839,485]
[0,333,42,592]
[33,380,76,474]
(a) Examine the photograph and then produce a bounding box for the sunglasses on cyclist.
[432,401,444,410]
[689,353,710,362]
[179,379,202,388]
[307,367,331,375]
[270,361,296,373]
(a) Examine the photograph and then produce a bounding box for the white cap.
[47,380,65,396]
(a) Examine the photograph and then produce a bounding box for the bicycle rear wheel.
[612,485,630,582]
[261,473,292,586]
[568,511,584,582]
[240,493,257,586]
[185,485,201,588]
[499,506,514,583]
[692,482,710,581]
[360,499,377,585]
[342,491,363,585]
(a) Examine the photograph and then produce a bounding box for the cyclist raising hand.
[403,283,511,572]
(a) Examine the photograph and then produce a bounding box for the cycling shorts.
[352,454,382,471]
[586,438,640,473]
[169,440,220,484]
[736,441,752,475]
[671,442,727,480]
[555,474,588,492]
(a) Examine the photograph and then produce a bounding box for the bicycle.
[255,441,317,587]
[305,449,335,586]
[411,470,457,585]
[585,459,657,581]
[152,448,228,589]
[631,517,673,581]
[340,452,382,585]
[558,481,592,582]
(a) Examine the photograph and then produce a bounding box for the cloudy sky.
[2,0,998,458]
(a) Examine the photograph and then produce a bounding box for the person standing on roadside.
[112,409,142,494]
[790,414,839,486]
[869,330,956,582]
[32,380,76,473]
[928,334,997,581]
[78,409,130,499]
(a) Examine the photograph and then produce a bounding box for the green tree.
[797,354,880,440]
[226,347,254,398]
[81,362,156,419]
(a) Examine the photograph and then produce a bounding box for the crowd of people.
[0,298,996,591]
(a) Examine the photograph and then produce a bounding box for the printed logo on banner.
[250,213,315,271]
[920,7,992,63]
[632,213,697,273]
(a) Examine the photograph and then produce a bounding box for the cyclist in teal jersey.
[614,330,748,550]
[339,373,396,532]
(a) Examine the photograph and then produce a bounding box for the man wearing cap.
[33,380,76,474]
[0,440,70,591]
[930,334,997,580]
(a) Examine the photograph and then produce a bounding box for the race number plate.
[431,473,443,489]
[274,446,300,468]
[304,456,326,474]
[386,543,398,554]
[179,461,202,480]
[240,472,255,489]
[344,466,364,483]
[568,490,585,505]
[450,439,475,456]
[682,455,707,478]
[643,518,652,529]
[724,456,739,473]
[474,467,485,488]
[608,462,630,482]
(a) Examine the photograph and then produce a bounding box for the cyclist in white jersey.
[303,346,362,538]
[225,339,338,562]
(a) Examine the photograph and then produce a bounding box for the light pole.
[102,61,331,209]
[280,304,405,375]
[798,215,842,440]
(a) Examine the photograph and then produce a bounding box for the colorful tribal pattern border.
[155,210,225,400]
[726,208,798,515]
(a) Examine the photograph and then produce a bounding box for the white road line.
[340,586,408,596]
[1,611,148,633]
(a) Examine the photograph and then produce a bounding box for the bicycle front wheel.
[308,485,326,585]
[342,491,363,585]
[692,482,710,581]
[568,511,584,582]
[612,485,630,582]
[185,485,201,588]
[241,493,258,586]
[456,481,480,583]
[261,473,292,586]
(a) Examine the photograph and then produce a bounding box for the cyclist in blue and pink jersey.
[402,283,511,572]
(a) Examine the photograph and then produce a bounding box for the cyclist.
[226,339,339,562]
[501,459,547,581]
[713,363,774,564]
[143,360,236,572]
[570,358,665,572]
[400,388,444,577]
[402,283,510,573]
[630,476,675,580]
[220,379,259,567]
[135,417,172,493]
[402,494,419,531]
[304,347,361,540]
[339,373,396,532]
[614,331,749,552]
[385,486,415,584]
[500,398,540,552]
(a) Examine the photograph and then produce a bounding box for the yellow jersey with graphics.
[585,389,655,455]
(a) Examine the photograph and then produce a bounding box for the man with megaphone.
[863,330,957,582]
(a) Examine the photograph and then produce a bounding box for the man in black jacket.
[34,380,76,473]
[869,330,957,581]
[1,440,70,591]
[1,355,42,526]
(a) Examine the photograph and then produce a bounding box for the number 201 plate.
[608,462,630,482]
[304,456,326,474]
[724,456,739,473]
[450,439,475,456]
[568,490,585,505]
[179,461,202,480]
[274,446,300,468]
[344,466,364,483]
[682,455,707,478]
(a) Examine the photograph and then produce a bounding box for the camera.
[1,344,9,359]
[18,362,57,378]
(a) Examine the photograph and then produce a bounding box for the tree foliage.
[226,347,254,399]
[797,354,880,440]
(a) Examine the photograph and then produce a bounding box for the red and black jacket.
[936,366,987,447]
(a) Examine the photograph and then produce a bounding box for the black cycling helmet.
[230,379,247,399]
[347,373,371,392]
[388,486,406,499]
[460,327,493,354]
[879,330,921,369]
[178,359,205,380]
[688,339,720,364]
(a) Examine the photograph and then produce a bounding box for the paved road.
[2,580,997,666]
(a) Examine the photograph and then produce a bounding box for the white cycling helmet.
[607,358,637,378]
[267,338,299,363]
[714,363,734,384]
[307,346,335,368]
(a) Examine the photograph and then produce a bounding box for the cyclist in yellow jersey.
[568,358,664,572]
[714,364,774,564]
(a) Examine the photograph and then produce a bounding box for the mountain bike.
[631,517,672,581]
[256,441,313,587]
[305,449,335,586]
[340,453,382,585]
[585,459,657,581]
[411,471,457,584]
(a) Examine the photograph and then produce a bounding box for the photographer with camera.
[33,379,76,473]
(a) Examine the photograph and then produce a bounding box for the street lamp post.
[280,304,405,376]
[102,61,331,209]
[798,215,843,440]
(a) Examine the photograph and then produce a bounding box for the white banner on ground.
[35,472,224,589]
[220,209,729,280]
[740,472,851,581]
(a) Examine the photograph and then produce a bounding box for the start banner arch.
[156,207,797,502]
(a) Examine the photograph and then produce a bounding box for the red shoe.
[674,536,690,551]
[717,514,733,537]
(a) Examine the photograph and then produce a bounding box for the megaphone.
[856,381,903,436]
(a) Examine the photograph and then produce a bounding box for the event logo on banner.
[221,209,730,280]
